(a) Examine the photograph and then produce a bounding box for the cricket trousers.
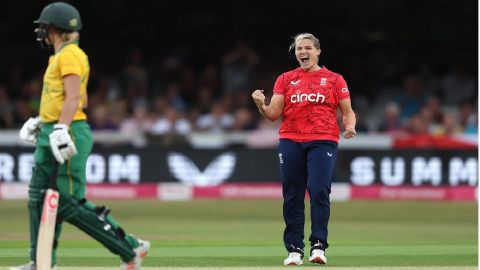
[28,121,138,265]
[279,139,338,252]
[28,121,92,265]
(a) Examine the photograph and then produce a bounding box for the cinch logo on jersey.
[290,92,326,103]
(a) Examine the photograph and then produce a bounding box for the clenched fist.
[342,126,356,139]
[251,90,266,109]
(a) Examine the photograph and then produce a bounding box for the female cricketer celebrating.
[252,33,356,266]
[14,2,149,270]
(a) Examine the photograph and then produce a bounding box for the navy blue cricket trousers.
[279,139,338,252]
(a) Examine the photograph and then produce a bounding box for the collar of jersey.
[298,66,327,74]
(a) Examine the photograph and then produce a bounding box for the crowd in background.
[0,38,477,147]
[0,1,477,147]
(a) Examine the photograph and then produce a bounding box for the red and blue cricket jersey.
[273,67,350,143]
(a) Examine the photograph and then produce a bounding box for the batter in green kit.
[13,2,150,270]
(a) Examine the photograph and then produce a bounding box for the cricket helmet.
[34,2,82,32]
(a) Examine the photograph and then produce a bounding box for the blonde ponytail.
[62,31,80,43]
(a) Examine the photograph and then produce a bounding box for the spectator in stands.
[165,82,187,112]
[432,111,462,136]
[87,75,121,109]
[150,106,192,135]
[378,102,403,134]
[120,105,154,147]
[406,114,430,134]
[424,95,444,126]
[252,33,356,266]
[151,95,168,118]
[109,100,128,130]
[89,104,118,130]
[458,99,478,134]
[232,106,257,131]
[395,76,424,121]
[195,102,234,132]
[418,105,436,134]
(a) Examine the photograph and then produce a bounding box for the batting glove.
[49,124,77,164]
[19,116,42,145]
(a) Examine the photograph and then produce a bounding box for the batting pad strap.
[57,196,136,262]
[78,199,122,237]
[79,199,110,221]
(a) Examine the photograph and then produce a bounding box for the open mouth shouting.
[299,55,310,66]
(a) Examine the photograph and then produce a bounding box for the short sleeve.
[58,50,82,77]
[336,75,350,100]
[273,74,286,95]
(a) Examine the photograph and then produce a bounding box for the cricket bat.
[36,163,59,270]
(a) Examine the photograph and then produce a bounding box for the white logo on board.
[167,152,236,186]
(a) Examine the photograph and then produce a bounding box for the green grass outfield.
[0,199,477,269]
